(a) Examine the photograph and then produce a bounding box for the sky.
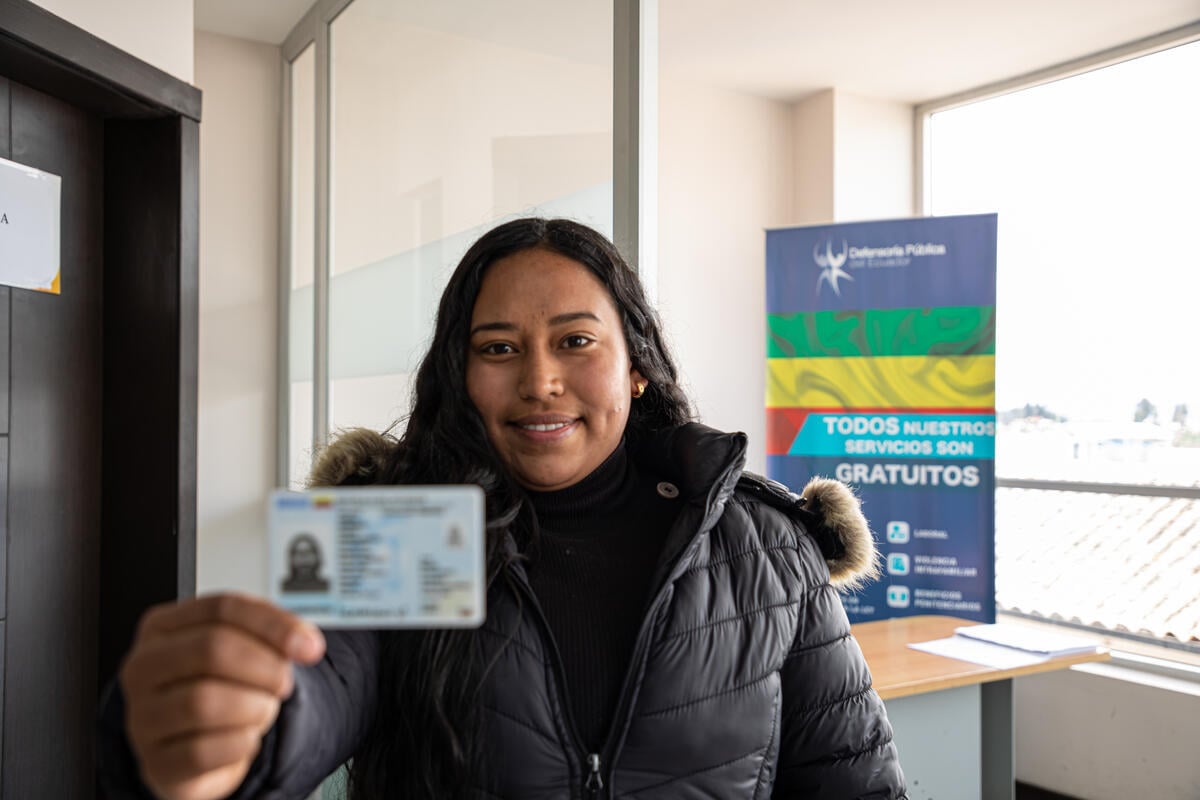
[929,39,1200,425]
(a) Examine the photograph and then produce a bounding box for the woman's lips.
[510,415,579,441]
[520,421,572,432]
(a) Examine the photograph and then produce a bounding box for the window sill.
[1071,653,1200,696]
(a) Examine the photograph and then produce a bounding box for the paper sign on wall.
[0,157,62,294]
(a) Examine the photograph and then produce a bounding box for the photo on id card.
[270,492,339,619]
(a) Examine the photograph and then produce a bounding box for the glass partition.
[325,0,614,434]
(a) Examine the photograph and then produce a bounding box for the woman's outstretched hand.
[118,593,327,800]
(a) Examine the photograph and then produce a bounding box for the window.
[922,37,1200,653]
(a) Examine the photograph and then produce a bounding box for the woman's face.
[466,248,644,492]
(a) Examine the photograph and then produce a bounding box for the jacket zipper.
[592,533,705,780]
[584,752,604,798]
[505,525,708,799]
[586,452,746,792]
[507,565,608,798]
[503,443,744,797]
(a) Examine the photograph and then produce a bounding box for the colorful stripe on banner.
[766,355,995,409]
[766,306,995,359]
[787,412,995,459]
[765,406,996,455]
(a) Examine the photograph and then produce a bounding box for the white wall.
[790,88,914,225]
[791,89,835,224]
[28,0,193,82]
[193,31,281,594]
[1016,664,1200,799]
[658,75,793,474]
[833,92,913,221]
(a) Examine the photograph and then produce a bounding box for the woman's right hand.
[118,593,327,800]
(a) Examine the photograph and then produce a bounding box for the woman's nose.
[518,349,563,400]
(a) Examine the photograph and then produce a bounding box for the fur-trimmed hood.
[308,427,397,489]
[797,477,880,590]
[308,426,879,590]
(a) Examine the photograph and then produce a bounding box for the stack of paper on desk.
[909,623,1102,669]
[953,624,1102,657]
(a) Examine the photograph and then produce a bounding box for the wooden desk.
[852,615,1109,800]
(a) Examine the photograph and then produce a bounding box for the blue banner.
[766,214,998,624]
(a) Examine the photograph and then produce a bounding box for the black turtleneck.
[525,443,682,753]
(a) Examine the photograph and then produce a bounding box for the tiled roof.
[996,487,1200,645]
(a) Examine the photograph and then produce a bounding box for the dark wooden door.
[1,74,105,798]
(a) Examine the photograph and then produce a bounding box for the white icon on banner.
[887,553,910,576]
[814,239,853,296]
[886,585,911,608]
[886,520,910,544]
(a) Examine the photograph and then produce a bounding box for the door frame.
[0,0,201,689]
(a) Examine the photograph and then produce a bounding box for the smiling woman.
[99,218,906,800]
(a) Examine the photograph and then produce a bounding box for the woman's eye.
[563,335,592,348]
[480,342,515,356]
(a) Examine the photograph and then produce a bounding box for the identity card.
[267,486,486,628]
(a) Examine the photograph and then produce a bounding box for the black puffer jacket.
[99,423,905,799]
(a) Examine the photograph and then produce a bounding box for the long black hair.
[347,217,692,799]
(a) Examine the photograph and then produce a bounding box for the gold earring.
[633,381,646,399]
